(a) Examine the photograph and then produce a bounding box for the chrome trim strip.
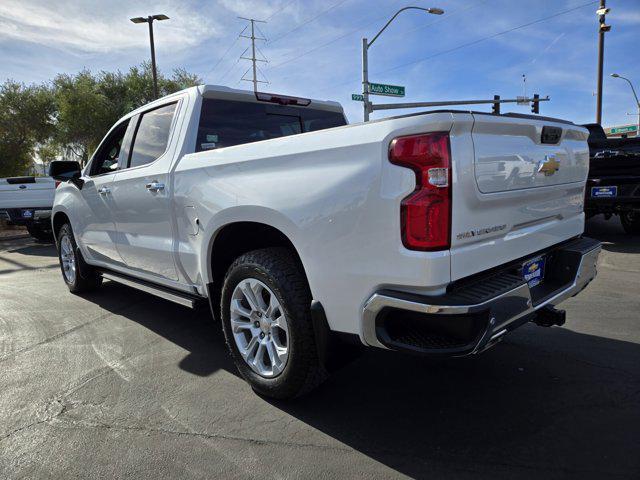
[101,272,199,309]
[361,242,601,351]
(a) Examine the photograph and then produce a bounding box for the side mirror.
[49,161,81,181]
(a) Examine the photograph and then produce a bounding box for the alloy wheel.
[230,278,289,378]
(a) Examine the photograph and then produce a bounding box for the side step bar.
[100,271,204,309]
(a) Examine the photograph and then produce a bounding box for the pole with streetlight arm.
[611,73,640,137]
[362,6,444,122]
[131,14,170,100]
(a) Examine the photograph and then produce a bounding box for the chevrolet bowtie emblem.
[538,156,560,176]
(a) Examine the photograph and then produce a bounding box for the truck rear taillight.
[389,132,451,251]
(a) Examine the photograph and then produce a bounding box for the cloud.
[612,10,640,25]
[0,0,220,53]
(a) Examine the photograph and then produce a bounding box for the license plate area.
[21,209,33,219]
[522,256,546,288]
[591,186,617,197]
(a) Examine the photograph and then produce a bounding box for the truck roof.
[198,85,344,113]
[124,85,344,121]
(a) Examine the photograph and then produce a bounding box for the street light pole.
[362,6,444,121]
[131,14,170,100]
[148,17,158,99]
[611,73,640,137]
[362,37,370,122]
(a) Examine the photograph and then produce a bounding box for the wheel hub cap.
[230,278,289,378]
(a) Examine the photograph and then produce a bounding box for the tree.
[0,63,202,174]
[0,81,55,177]
[53,70,113,165]
[53,63,201,164]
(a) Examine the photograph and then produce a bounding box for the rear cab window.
[129,102,178,168]
[195,98,346,152]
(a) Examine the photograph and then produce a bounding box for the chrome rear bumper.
[362,237,601,355]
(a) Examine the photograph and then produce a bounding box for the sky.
[1,0,639,127]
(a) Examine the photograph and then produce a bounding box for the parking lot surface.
[1,216,639,479]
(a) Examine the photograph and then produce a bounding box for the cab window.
[128,102,178,168]
[89,120,130,176]
[195,99,347,152]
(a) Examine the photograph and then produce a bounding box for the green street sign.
[610,125,638,134]
[352,94,364,101]
[368,82,405,97]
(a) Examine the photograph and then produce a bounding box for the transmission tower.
[238,17,268,92]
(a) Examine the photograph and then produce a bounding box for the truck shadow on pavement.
[88,280,640,479]
[84,281,237,378]
[278,327,640,478]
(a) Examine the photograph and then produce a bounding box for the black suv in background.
[582,123,640,234]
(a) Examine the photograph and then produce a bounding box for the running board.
[100,271,204,309]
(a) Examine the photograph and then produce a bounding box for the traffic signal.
[492,95,500,115]
[531,94,540,114]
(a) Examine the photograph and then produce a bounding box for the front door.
[111,102,179,281]
[77,120,133,265]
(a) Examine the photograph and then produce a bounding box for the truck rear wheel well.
[52,212,70,240]
[208,222,308,319]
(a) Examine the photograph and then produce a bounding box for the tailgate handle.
[541,126,562,144]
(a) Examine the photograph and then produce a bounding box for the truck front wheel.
[621,211,640,234]
[220,248,326,399]
[57,223,102,293]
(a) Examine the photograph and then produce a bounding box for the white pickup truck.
[0,176,56,240]
[50,85,601,398]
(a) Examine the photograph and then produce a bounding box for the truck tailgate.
[0,177,56,209]
[449,114,589,281]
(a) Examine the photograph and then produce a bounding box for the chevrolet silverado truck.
[0,176,56,241]
[582,123,640,233]
[49,85,601,398]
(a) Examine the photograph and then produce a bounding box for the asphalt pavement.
[1,216,639,479]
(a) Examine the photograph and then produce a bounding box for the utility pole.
[595,0,611,124]
[239,17,268,92]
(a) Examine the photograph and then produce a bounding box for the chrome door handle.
[145,182,165,192]
[98,187,111,195]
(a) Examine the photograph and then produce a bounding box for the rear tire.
[220,248,326,399]
[57,223,102,293]
[621,211,640,234]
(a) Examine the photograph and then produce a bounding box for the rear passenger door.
[111,101,180,281]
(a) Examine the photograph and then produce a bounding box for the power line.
[268,0,351,45]
[265,0,296,22]
[375,0,598,77]
[310,0,597,94]
[219,47,246,83]
[270,0,483,70]
[205,26,246,80]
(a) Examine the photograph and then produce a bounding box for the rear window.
[195,99,346,152]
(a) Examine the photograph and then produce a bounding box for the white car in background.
[0,176,56,241]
